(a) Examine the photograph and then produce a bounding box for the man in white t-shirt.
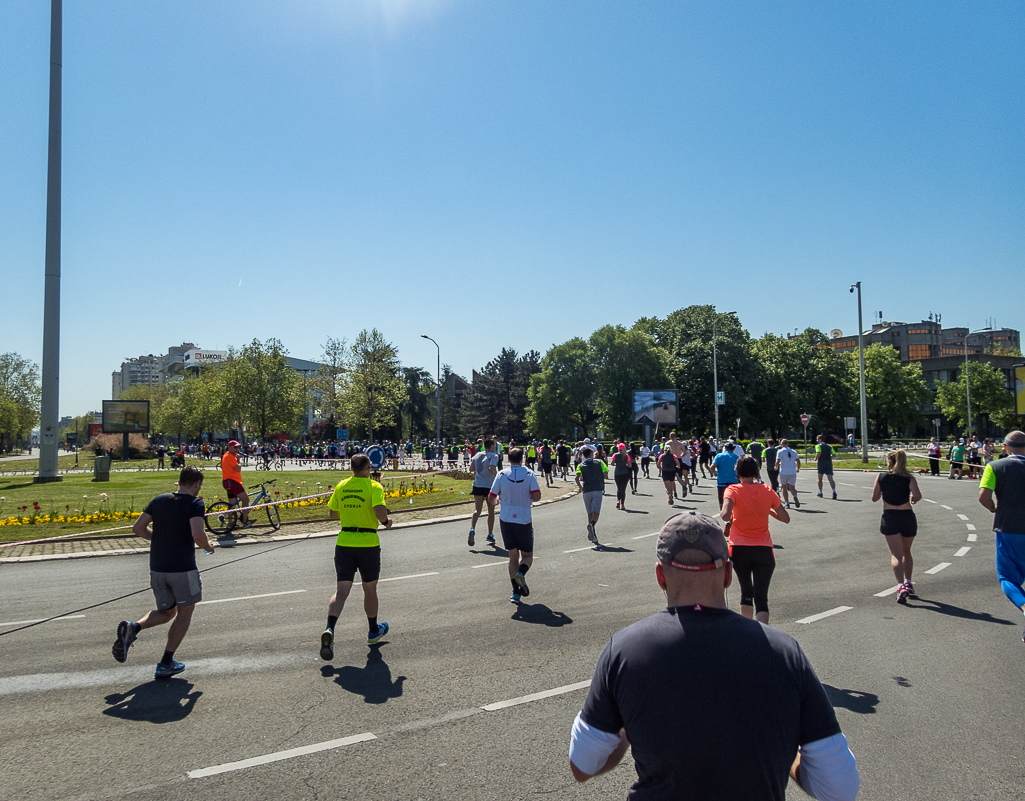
[489,448,542,603]
[469,439,499,547]
[775,439,801,509]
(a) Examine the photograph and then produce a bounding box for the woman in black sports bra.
[872,450,923,604]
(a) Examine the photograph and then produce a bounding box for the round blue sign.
[366,445,386,470]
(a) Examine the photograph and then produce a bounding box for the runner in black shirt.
[111,466,216,679]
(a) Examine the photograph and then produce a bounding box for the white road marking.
[796,606,853,624]
[198,590,305,606]
[966,523,976,531]
[957,514,969,521]
[925,562,952,574]
[0,614,85,628]
[923,499,937,504]
[941,505,953,510]
[470,561,507,569]
[377,572,439,583]
[188,732,377,779]
[954,547,971,557]
[632,532,660,540]
[480,680,591,711]
[874,586,901,598]
[968,533,978,542]
[564,545,603,553]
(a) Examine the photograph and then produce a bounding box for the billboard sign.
[101,400,150,434]
[1016,365,1025,416]
[632,390,679,426]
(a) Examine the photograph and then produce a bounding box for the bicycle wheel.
[274,460,283,470]
[205,501,237,535]
[266,501,281,531]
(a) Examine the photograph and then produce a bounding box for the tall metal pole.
[422,335,440,456]
[712,318,720,441]
[36,0,63,484]
[964,332,973,439]
[851,282,869,464]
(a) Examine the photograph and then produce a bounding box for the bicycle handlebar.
[248,480,277,491]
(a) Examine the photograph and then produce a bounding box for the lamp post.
[964,327,991,439]
[421,335,441,457]
[849,283,869,464]
[712,310,736,442]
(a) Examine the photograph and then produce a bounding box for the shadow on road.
[470,546,509,558]
[833,499,862,503]
[622,509,649,515]
[907,598,1016,626]
[103,679,202,723]
[322,648,405,704]
[511,603,573,627]
[595,545,633,553]
[793,509,826,514]
[823,684,879,714]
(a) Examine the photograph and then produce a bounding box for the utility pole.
[421,335,441,455]
[850,282,869,464]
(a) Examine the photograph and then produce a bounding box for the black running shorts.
[500,520,534,553]
[334,545,382,583]
[880,509,917,537]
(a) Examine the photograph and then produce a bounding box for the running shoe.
[794,495,800,509]
[785,502,791,509]
[112,620,137,663]
[320,628,334,661]
[367,621,389,645]
[897,585,909,604]
[904,580,917,598]
[514,572,530,597]
[510,593,521,603]
[667,498,673,504]
[154,659,186,679]
[467,528,475,547]
[833,492,838,500]
[587,523,597,543]
[241,519,254,529]
[616,501,621,509]
[817,491,823,498]
[485,533,496,545]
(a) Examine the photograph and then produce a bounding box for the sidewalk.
[1,477,580,563]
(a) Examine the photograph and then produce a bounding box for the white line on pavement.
[632,532,660,540]
[954,547,971,557]
[941,505,953,510]
[966,523,976,531]
[470,561,507,569]
[967,533,978,542]
[377,572,439,583]
[188,732,377,779]
[925,562,952,574]
[564,545,602,553]
[0,614,85,628]
[957,514,969,521]
[923,499,937,504]
[198,590,306,606]
[796,606,853,624]
[874,586,901,598]
[480,680,591,711]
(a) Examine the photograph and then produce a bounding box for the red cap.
[228,440,241,447]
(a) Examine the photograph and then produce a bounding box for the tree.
[590,326,673,438]
[864,344,930,437]
[312,337,347,425]
[400,366,434,440]
[461,348,540,440]
[525,338,596,438]
[341,329,403,441]
[0,353,41,451]
[935,361,1018,433]
[221,339,303,440]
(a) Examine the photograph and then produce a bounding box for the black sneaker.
[794,495,801,509]
[514,572,530,598]
[320,628,334,661]
[467,528,475,547]
[112,620,137,663]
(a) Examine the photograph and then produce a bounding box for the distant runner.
[575,446,608,546]
[489,448,542,603]
[469,439,499,546]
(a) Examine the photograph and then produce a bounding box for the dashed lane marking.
[954,547,971,557]
[941,505,953,510]
[968,533,978,543]
[377,572,439,583]
[874,586,901,598]
[923,499,938,504]
[966,523,976,531]
[198,590,305,606]
[480,680,591,711]
[188,732,378,779]
[0,614,85,628]
[632,532,660,540]
[957,514,969,521]
[796,606,853,624]
[564,545,602,553]
[925,562,952,575]
[470,561,507,569]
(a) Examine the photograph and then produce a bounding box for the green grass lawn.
[0,469,474,543]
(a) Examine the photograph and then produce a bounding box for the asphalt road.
[1,469,1022,801]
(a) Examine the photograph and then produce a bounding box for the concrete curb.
[0,491,579,564]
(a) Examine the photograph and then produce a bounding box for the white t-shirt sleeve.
[798,732,859,801]
[568,712,622,776]
[529,472,541,494]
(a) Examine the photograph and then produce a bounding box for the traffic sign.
[801,413,810,426]
[716,391,725,406]
[366,445,386,470]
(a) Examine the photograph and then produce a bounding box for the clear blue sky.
[3,1,1022,416]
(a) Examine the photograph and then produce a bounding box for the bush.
[91,433,152,459]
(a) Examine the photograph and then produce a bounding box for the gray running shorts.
[582,491,603,515]
[779,473,798,487]
[150,570,202,610]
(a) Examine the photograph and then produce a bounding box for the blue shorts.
[995,532,1025,608]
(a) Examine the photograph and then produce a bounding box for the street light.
[849,283,869,464]
[712,310,736,441]
[964,327,991,439]
[421,335,441,458]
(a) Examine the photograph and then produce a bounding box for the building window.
[907,345,930,360]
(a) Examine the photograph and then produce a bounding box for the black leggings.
[630,463,639,491]
[614,472,630,504]
[730,545,776,614]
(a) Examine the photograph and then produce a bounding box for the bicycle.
[205,480,282,534]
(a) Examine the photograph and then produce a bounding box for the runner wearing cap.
[978,430,1025,642]
[489,448,542,603]
[320,454,393,661]
[219,440,251,527]
[569,511,859,799]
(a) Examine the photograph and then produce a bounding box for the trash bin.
[94,454,111,482]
